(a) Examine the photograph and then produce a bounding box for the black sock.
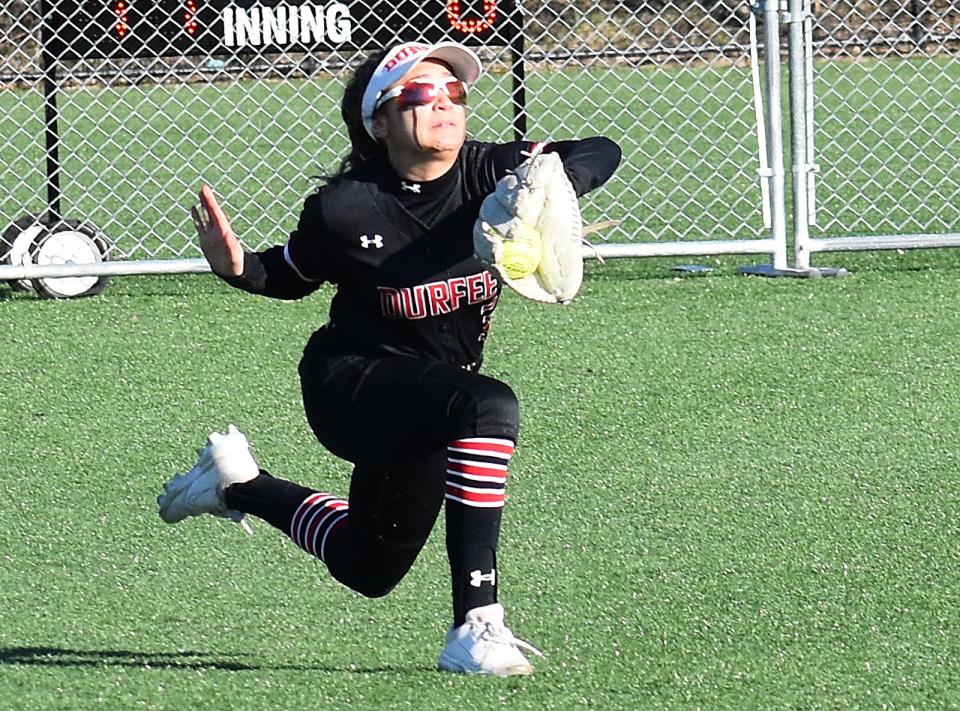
[444,437,513,626]
[225,470,321,533]
[446,504,502,624]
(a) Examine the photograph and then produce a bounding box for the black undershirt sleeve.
[221,193,329,301]
[482,137,621,197]
[222,246,320,301]
[542,137,622,197]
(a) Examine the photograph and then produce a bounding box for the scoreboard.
[43,1,521,60]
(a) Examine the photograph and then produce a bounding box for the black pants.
[300,352,520,467]
[296,349,520,602]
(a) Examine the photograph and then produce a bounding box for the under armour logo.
[400,181,422,194]
[360,234,383,249]
[469,568,496,588]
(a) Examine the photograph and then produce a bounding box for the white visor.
[361,41,483,140]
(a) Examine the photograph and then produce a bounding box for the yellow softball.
[501,223,542,279]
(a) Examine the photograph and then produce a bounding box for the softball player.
[159,40,621,676]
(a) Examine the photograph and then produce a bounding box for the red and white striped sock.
[445,437,512,508]
[288,492,349,563]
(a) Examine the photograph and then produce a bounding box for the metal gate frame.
[789,0,960,270]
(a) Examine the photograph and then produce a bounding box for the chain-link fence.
[1,2,957,292]
[0,0,784,292]
[793,0,960,267]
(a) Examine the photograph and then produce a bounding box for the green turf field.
[3,250,960,708]
[2,48,959,709]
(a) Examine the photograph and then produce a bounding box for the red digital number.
[184,0,198,35]
[114,0,130,38]
[446,0,499,34]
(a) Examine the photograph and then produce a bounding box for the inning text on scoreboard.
[43,0,520,60]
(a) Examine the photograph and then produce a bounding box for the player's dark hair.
[323,50,389,182]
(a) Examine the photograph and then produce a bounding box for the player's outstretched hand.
[191,184,244,278]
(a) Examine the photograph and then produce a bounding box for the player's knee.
[329,535,423,599]
[338,555,413,598]
[349,574,400,599]
[468,377,520,441]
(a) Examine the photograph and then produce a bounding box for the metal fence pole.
[803,0,817,228]
[760,0,788,270]
[786,0,811,269]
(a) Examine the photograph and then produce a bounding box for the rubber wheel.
[30,219,112,299]
[1,215,45,292]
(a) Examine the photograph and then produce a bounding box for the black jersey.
[226,137,621,371]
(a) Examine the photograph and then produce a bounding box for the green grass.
[3,255,960,708]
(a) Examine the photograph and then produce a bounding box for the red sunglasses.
[375,77,468,112]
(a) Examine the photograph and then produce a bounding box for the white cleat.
[157,425,259,534]
[439,603,544,677]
